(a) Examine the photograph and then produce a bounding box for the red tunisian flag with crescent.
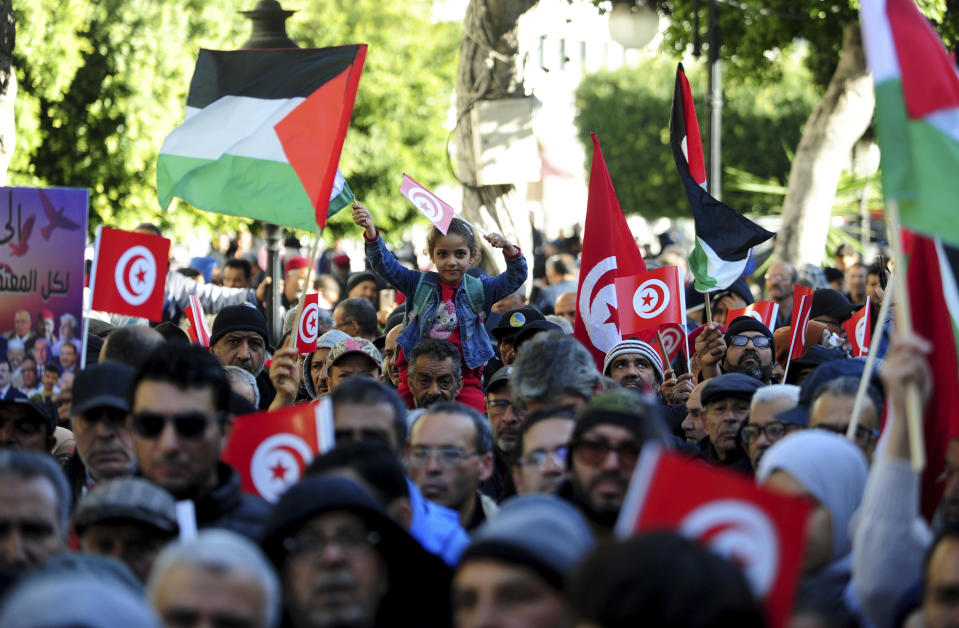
[295,292,320,354]
[786,285,815,360]
[726,301,780,332]
[616,446,809,628]
[90,227,170,322]
[574,134,647,369]
[401,174,456,235]
[842,297,871,357]
[614,265,686,336]
[222,398,336,503]
[184,295,211,347]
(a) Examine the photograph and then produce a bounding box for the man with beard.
[602,339,665,394]
[64,362,138,502]
[721,317,776,384]
[765,261,797,328]
[408,339,463,409]
[696,373,761,473]
[558,389,667,540]
[406,402,496,530]
[209,305,274,410]
[481,366,520,502]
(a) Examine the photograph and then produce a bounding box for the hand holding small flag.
[352,200,377,240]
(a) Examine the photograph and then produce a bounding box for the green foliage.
[12,0,460,245]
[574,53,819,220]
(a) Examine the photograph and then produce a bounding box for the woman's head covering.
[756,430,868,561]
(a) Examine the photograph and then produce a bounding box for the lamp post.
[239,0,297,346]
[608,0,660,50]
[706,0,722,200]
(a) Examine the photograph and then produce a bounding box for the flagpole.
[846,282,893,442]
[887,199,926,472]
[656,330,671,371]
[780,294,806,385]
[703,293,713,326]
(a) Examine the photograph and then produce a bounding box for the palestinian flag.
[861,0,959,248]
[157,45,366,231]
[903,230,959,520]
[670,63,774,292]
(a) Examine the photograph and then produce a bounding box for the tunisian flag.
[184,295,211,347]
[89,227,170,322]
[401,174,456,235]
[222,398,336,503]
[574,134,647,369]
[785,285,815,361]
[843,298,871,357]
[295,293,321,354]
[726,301,780,332]
[615,266,686,336]
[616,446,809,628]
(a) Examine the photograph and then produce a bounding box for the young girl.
[352,201,527,412]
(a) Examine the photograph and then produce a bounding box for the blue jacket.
[406,478,470,567]
[365,235,527,369]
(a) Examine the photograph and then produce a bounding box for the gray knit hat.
[602,338,665,382]
[73,477,178,536]
[460,494,594,590]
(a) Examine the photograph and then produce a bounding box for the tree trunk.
[774,22,874,266]
[454,0,537,275]
[0,0,14,183]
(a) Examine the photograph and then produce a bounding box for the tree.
[11,1,460,243]
[658,0,959,265]
[574,54,819,220]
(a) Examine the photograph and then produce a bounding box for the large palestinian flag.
[861,0,959,247]
[157,45,366,231]
[670,63,774,292]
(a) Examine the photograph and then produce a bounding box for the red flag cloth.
[786,286,815,361]
[295,292,320,354]
[842,297,871,357]
[401,174,455,235]
[657,322,687,363]
[221,398,335,503]
[726,301,780,332]
[615,266,686,336]
[89,227,170,322]
[184,295,211,347]
[902,230,959,519]
[617,447,809,628]
[574,134,647,369]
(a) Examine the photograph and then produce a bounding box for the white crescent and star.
[633,278,670,319]
[251,433,314,503]
[408,188,443,222]
[298,302,320,345]
[578,256,621,353]
[114,245,157,307]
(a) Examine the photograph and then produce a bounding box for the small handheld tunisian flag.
[786,285,815,361]
[222,398,336,503]
[726,301,780,332]
[184,295,211,347]
[656,323,686,363]
[574,134,648,370]
[843,297,871,357]
[295,293,321,354]
[401,174,456,235]
[614,266,686,336]
[90,227,170,322]
[616,446,809,628]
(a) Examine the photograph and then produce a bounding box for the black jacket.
[695,437,753,475]
[195,463,271,540]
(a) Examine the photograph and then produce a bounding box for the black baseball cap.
[491,308,545,339]
[71,362,134,416]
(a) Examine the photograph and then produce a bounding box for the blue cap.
[700,373,764,406]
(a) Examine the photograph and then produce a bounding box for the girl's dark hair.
[425,217,477,257]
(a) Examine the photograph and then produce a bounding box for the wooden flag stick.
[703,292,713,325]
[886,200,926,471]
[656,330,671,370]
[846,281,894,441]
[289,228,324,347]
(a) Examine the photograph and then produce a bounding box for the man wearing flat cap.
[209,304,274,410]
[260,475,452,628]
[697,373,762,473]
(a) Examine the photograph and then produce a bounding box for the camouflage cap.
[327,337,383,369]
[72,477,178,536]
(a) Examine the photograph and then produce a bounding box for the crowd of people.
[0,206,950,628]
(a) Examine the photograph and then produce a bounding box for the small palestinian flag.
[670,63,774,292]
[157,45,366,231]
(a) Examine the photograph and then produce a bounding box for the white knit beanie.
[602,339,665,382]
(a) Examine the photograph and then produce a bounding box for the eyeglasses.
[740,422,798,444]
[130,412,214,440]
[283,529,381,559]
[815,423,879,444]
[407,445,479,468]
[486,399,511,415]
[519,446,568,470]
[728,335,771,348]
[334,428,392,446]
[765,273,791,282]
[571,438,641,468]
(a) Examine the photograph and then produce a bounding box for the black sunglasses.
[130,412,214,440]
[728,334,771,348]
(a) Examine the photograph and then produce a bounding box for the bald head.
[100,326,166,368]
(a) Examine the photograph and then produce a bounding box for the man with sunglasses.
[406,401,497,531]
[64,362,138,502]
[558,389,668,539]
[511,406,576,495]
[738,384,801,471]
[130,344,270,539]
[696,373,762,473]
[721,316,777,385]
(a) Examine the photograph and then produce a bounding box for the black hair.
[512,405,576,466]
[177,267,202,281]
[224,258,253,282]
[567,532,764,628]
[921,525,959,600]
[425,217,477,258]
[329,377,408,449]
[43,362,62,377]
[334,298,379,339]
[306,440,410,505]
[0,449,72,533]
[130,344,231,414]
[419,401,492,454]
[408,338,462,382]
[135,223,163,237]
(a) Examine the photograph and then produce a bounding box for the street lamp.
[239,0,298,346]
[608,0,660,50]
